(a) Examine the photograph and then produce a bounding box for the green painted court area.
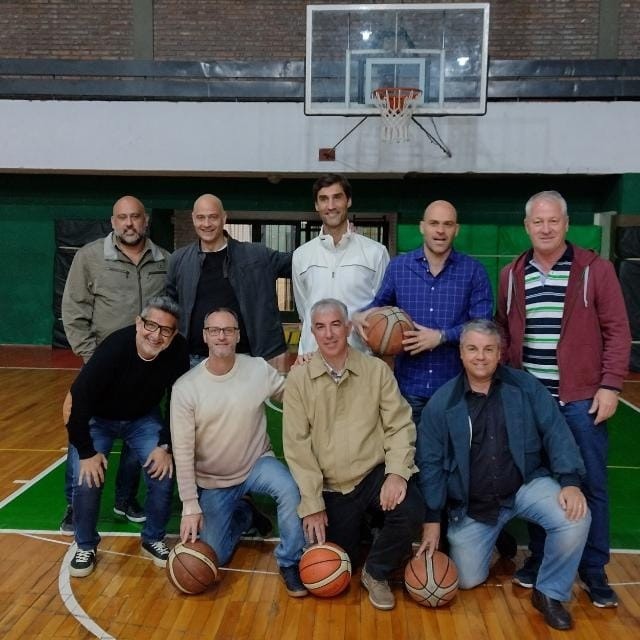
[1,401,638,551]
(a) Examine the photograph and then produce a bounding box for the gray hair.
[525,190,568,218]
[141,295,181,321]
[310,298,349,323]
[460,319,501,343]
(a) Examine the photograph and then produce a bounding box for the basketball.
[299,542,352,598]
[364,306,414,356]
[166,540,219,595]
[404,550,459,607]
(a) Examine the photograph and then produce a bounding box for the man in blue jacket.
[416,319,590,631]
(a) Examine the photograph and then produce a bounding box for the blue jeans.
[71,411,173,551]
[198,455,305,568]
[403,394,429,428]
[527,399,610,576]
[448,476,590,601]
[65,442,141,505]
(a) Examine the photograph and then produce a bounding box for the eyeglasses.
[140,317,175,337]
[204,326,239,336]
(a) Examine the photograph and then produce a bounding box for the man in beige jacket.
[283,298,423,611]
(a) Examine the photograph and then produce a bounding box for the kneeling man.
[284,298,423,611]
[416,319,590,630]
[170,308,307,597]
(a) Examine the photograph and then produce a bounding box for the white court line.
[59,543,115,640]
[0,454,68,509]
[620,396,640,412]
[265,399,283,413]
[0,365,80,371]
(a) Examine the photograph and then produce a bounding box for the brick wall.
[0,1,638,61]
[618,1,640,58]
[0,1,134,59]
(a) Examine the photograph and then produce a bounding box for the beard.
[115,228,146,246]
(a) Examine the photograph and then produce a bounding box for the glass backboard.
[305,3,490,116]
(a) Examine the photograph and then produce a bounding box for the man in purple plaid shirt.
[353,200,493,426]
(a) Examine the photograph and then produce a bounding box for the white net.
[371,87,423,143]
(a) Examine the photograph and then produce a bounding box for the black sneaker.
[279,565,308,598]
[60,504,74,535]
[113,498,146,523]
[241,495,273,537]
[512,556,540,588]
[70,548,96,578]
[580,573,619,608]
[141,540,170,567]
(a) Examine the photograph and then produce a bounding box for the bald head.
[423,200,457,222]
[193,193,225,215]
[419,199,459,259]
[192,193,227,251]
[111,195,148,247]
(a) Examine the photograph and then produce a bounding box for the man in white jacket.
[292,174,389,355]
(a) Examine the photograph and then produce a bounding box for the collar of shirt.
[318,226,352,251]
[308,347,364,380]
[412,246,460,273]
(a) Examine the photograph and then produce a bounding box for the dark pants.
[527,399,610,576]
[323,464,424,580]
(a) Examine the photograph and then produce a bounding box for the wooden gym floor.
[0,346,639,639]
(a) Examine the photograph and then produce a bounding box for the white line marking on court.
[265,399,283,413]
[0,365,80,371]
[59,543,116,639]
[13,480,28,484]
[620,397,640,412]
[0,454,67,509]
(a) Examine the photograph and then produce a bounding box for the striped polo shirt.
[522,245,573,397]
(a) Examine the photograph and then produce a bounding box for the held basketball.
[364,306,414,356]
[166,540,219,595]
[299,542,352,598]
[404,550,459,607]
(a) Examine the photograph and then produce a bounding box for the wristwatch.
[439,330,446,345]
[159,443,171,453]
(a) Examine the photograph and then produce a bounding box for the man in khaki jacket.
[283,298,423,611]
[60,195,170,533]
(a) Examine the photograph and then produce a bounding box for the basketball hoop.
[371,87,422,143]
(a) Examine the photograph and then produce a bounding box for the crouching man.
[416,320,590,630]
[66,295,189,577]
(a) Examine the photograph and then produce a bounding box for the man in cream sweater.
[170,307,307,597]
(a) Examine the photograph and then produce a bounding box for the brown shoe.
[361,566,395,610]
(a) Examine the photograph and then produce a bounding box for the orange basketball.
[299,542,352,598]
[166,540,219,595]
[404,550,459,607]
[364,306,414,356]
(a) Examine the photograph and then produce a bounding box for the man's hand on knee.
[143,447,173,480]
[558,486,588,521]
[79,453,108,488]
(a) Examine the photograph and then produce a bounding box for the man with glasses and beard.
[61,196,171,533]
[65,296,189,577]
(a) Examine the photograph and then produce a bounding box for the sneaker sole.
[69,559,96,578]
[113,507,146,523]
[578,581,619,608]
[512,577,535,589]
[141,546,168,568]
[60,527,74,536]
[284,586,308,598]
